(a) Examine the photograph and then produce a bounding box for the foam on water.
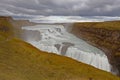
[22,24,111,72]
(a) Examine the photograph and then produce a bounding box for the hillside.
[71,21,120,76]
[0,16,14,40]
[0,16,120,80]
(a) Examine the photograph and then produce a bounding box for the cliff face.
[1,17,120,80]
[71,22,120,75]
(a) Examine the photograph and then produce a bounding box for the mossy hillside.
[0,16,14,40]
[0,38,120,80]
[0,16,120,80]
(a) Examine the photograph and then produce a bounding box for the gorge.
[21,24,111,73]
[0,16,120,80]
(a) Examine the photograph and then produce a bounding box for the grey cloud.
[0,0,120,16]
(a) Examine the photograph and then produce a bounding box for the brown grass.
[0,17,120,80]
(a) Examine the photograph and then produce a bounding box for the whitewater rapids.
[22,24,111,72]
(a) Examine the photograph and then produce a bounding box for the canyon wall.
[71,21,120,75]
[0,16,120,80]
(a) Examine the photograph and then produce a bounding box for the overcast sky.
[0,0,120,16]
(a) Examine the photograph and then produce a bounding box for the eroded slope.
[72,21,120,75]
[0,16,119,80]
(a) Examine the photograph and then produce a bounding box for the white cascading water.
[22,24,111,72]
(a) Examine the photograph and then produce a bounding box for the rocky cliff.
[0,16,37,39]
[1,16,120,80]
[71,21,120,75]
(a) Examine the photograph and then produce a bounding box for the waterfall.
[22,24,111,72]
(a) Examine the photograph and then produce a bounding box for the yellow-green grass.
[75,21,120,30]
[0,16,120,80]
[0,38,120,80]
[0,17,14,40]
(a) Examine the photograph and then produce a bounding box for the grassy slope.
[75,21,120,30]
[0,39,120,80]
[0,17,120,80]
[0,17,14,40]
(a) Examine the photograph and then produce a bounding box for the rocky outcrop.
[71,22,120,76]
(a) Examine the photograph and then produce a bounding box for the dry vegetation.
[0,38,120,80]
[0,16,14,40]
[74,21,120,30]
[0,16,120,80]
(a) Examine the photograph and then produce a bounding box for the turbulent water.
[22,24,111,72]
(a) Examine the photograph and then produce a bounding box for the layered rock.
[71,22,120,75]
